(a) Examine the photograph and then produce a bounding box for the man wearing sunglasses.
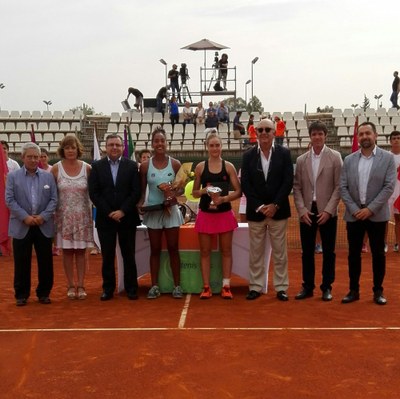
[293,121,343,302]
[241,118,293,301]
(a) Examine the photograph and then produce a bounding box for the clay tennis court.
[1,197,400,398]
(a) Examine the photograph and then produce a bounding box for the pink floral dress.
[55,161,93,249]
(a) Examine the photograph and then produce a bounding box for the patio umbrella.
[181,38,229,90]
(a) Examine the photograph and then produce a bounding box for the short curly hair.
[57,135,84,158]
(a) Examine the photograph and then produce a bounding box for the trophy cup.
[206,186,222,209]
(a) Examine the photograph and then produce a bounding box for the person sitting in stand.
[205,111,219,130]
[126,87,144,114]
[233,111,246,135]
[206,101,217,116]
[195,102,205,125]
[274,116,286,146]
[182,101,194,125]
[216,101,229,123]
[247,115,257,145]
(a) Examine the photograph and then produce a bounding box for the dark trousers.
[300,206,337,292]
[98,227,138,295]
[170,114,179,126]
[346,220,387,293]
[13,226,53,299]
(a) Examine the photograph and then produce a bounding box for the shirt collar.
[311,145,326,158]
[257,142,275,154]
[359,145,377,158]
[22,166,39,176]
[107,156,122,164]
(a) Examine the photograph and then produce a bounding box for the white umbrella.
[181,38,229,91]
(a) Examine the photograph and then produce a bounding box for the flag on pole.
[351,116,359,153]
[0,146,11,255]
[30,123,36,143]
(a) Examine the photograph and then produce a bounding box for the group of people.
[3,116,400,307]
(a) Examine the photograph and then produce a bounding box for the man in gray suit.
[340,122,396,305]
[6,142,58,306]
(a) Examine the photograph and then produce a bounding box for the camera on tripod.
[179,63,189,85]
[213,52,219,69]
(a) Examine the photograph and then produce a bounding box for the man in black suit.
[88,134,141,301]
[241,118,293,301]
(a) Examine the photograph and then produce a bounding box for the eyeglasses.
[257,127,274,134]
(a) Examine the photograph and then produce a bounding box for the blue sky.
[0,0,397,114]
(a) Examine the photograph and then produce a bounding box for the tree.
[70,103,97,116]
[247,96,264,114]
[361,94,370,111]
[316,105,334,113]
[221,96,264,114]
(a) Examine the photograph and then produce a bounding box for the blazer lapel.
[304,151,314,187]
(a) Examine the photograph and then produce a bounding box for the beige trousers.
[248,218,289,293]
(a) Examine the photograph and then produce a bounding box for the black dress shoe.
[127,291,138,300]
[295,289,313,300]
[374,293,387,305]
[277,290,289,301]
[38,296,51,304]
[246,290,261,300]
[322,289,333,301]
[341,290,359,304]
[100,292,114,301]
[16,298,27,306]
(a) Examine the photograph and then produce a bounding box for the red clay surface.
[1,247,400,398]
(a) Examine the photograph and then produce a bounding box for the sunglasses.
[257,127,274,134]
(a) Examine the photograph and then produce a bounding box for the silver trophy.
[206,186,222,209]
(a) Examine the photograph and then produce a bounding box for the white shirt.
[7,158,20,173]
[311,145,325,201]
[259,143,275,181]
[358,146,377,204]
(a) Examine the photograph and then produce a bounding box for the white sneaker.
[147,285,161,299]
[172,285,183,299]
[384,243,388,253]
[394,244,399,252]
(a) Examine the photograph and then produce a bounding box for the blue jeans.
[390,91,399,109]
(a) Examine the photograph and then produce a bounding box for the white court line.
[1,326,400,333]
[178,294,191,329]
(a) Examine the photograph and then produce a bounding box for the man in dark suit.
[5,142,58,306]
[241,118,293,301]
[88,134,141,301]
[340,121,396,305]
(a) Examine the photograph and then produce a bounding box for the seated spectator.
[216,101,229,123]
[182,101,194,125]
[247,115,257,145]
[274,116,286,146]
[205,111,219,129]
[233,111,246,135]
[206,101,216,116]
[195,102,205,125]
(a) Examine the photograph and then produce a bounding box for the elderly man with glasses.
[241,118,293,301]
